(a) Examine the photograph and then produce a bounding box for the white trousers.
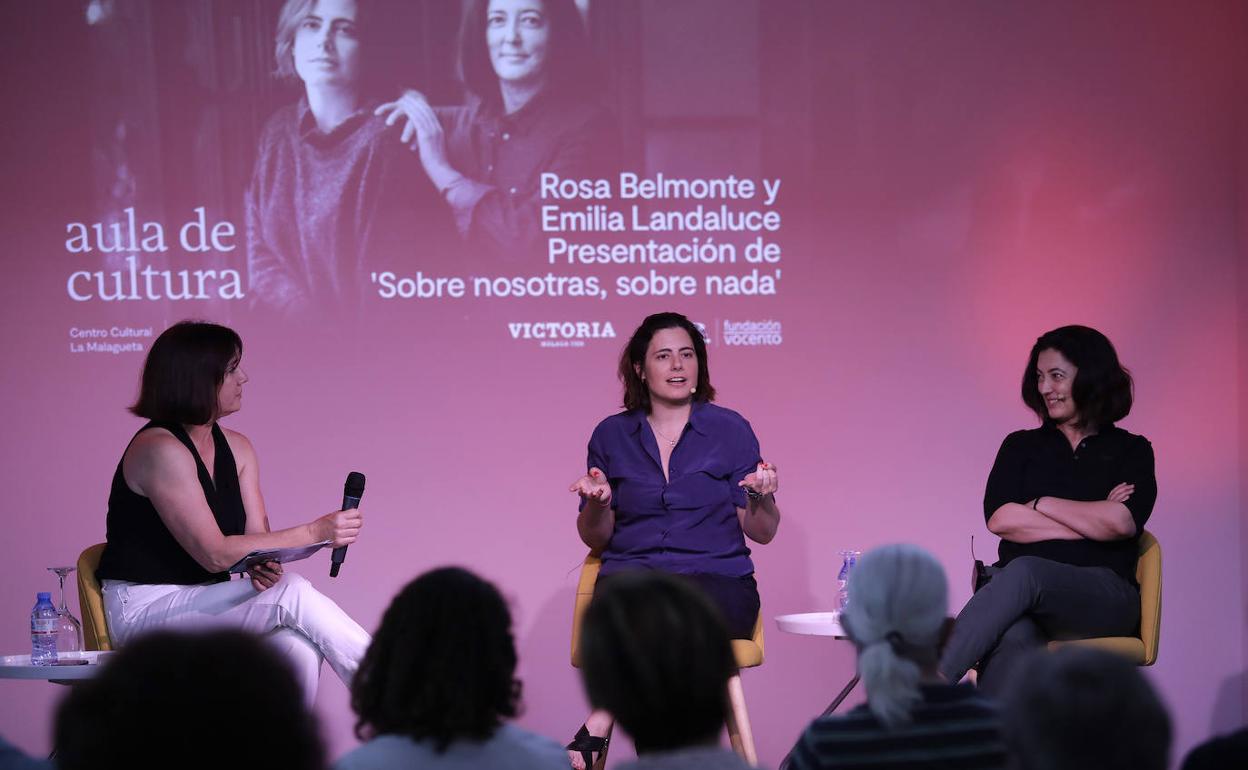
[101,573,370,705]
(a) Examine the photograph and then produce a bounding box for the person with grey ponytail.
[787,545,1005,769]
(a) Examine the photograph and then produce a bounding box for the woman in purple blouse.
[565,312,782,770]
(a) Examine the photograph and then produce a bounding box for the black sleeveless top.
[96,421,247,585]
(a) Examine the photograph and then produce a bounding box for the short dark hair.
[54,629,324,770]
[618,312,715,412]
[131,321,242,425]
[580,571,736,754]
[351,567,521,751]
[457,0,598,102]
[1001,647,1171,770]
[1021,325,1133,429]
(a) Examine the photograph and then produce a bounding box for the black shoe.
[566,723,609,770]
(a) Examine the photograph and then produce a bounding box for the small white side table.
[0,651,109,685]
[775,611,860,714]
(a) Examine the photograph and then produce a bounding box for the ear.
[634,362,644,381]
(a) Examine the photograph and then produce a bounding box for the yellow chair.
[1047,530,1161,665]
[76,543,112,651]
[570,555,764,766]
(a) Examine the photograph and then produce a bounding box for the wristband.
[746,487,765,501]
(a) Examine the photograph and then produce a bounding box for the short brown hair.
[618,312,715,412]
[131,321,242,425]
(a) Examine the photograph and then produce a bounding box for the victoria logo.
[508,320,617,347]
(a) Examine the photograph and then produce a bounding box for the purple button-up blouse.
[585,401,761,578]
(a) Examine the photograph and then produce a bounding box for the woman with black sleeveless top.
[96,320,370,700]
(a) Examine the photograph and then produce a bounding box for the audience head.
[132,320,243,425]
[54,629,324,770]
[1002,646,1171,770]
[1180,726,1248,770]
[579,571,736,755]
[1021,325,1133,430]
[840,544,949,729]
[351,566,520,751]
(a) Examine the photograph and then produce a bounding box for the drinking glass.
[835,549,862,614]
[47,566,84,653]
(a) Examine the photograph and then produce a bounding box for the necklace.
[648,420,681,448]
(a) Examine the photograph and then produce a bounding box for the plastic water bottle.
[836,550,861,614]
[31,592,58,666]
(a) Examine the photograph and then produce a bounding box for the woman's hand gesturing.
[570,468,612,507]
[739,461,779,498]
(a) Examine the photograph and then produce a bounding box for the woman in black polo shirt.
[939,325,1156,695]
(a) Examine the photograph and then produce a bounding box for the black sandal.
[566,723,609,770]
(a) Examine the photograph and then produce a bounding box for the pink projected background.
[1,1,1245,767]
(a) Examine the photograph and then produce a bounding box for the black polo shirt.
[984,424,1156,582]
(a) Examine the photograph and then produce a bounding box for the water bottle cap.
[36,592,52,601]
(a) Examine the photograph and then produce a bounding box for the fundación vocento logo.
[508,320,617,348]
[722,319,782,346]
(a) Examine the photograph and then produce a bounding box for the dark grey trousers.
[939,555,1139,695]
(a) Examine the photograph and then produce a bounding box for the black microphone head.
[344,471,366,498]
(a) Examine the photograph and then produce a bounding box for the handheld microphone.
[330,471,365,578]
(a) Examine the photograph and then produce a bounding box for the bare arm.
[572,468,614,551]
[577,498,615,552]
[124,430,360,573]
[987,502,1084,543]
[1033,494,1137,541]
[736,462,780,544]
[227,429,270,536]
[226,429,283,590]
[989,479,1137,543]
[737,497,780,545]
